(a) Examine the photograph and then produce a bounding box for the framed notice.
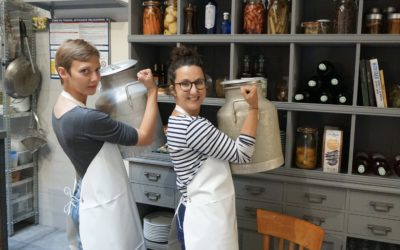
[49,18,110,79]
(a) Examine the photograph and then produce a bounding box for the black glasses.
[175,79,206,92]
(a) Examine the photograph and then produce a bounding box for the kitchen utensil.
[4,18,41,98]
[21,112,47,153]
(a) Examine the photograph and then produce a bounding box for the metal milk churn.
[217,78,284,174]
[95,59,166,158]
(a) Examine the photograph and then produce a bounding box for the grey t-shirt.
[52,106,138,178]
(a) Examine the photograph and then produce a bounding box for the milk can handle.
[125,81,141,107]
[232,99,246,123]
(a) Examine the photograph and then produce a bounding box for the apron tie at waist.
[63,186,80,215]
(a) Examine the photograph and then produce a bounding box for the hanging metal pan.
[4,18,41,98]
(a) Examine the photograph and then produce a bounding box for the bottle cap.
[294,94,304,101]
[320,95,328,102]
[357,165,365,174]
[331,78,339,85]
[223,12,230,20]
[339,96,347,103]
[308,80,317,87]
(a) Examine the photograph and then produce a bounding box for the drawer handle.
[367,224,392,236]
[369,201,394,212]
[244,206,257,217]
[305,193,327,204]
[144,191,161,201]
[302,215,325,226]
[144,172,161,182]
[244,185,265,195]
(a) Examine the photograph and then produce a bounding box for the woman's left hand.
[137,68,156,90]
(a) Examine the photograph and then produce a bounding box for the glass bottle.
[296,127,318,169]
[389,83,400,107]
[240,55,252,78]
[275,76,288,101]
[306,76,323,96]
[152,63,160,85]
[383,6,396,33]
[221,12,231,34]
[327,74,343,95]
[243,0,265,34]
[393,154,400,177]
[184,3,194,34]
[159,63,166,87]
[255,54,266,78]
[353,152,370,175]
[317,60,335,78]
[205,0,218,34]
[334,0,357,34]
[319,90,333,104]
[365,13,382,34]
[293,89,313,103]
[267,0,290,34]
[387,13,400,34]
[336,91,351,105]
[164,0,177,35]
[371,153,391,177]
[142,1,162,35]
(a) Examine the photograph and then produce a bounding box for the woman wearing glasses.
[167,46,259,250]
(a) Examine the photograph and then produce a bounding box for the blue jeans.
[70,179,83,250]
[177,203,186,250]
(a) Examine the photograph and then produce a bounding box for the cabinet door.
[131,183,176,208]
[236,198,282,222]
[238,228,263,250]
[348,214,400,242]
[323,233,344,250]
[234,177,283,202]
[129,163,176,188]
[349,190,400,218]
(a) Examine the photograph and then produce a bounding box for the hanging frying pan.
[4,18,41,98]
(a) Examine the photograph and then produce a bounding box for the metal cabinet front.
[234,177,283,202]
[129,163,176,188]
[348,214,400,241]
[349,190,400,218]
[286,183,346,210]
[236,198,282,221]
[131,183,176,208]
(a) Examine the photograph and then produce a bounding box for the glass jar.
[296,127,318,169]
[164,0,177,35]
[243,0,265,34]
[365,13,382,34]
[317,19,332,34]
[383,6,396,33]
[334,0,357,34]
[142,1,162,35]
[389,83,400,107]
[267,0,289,34]
[301,21,319,34]
[387,13,400,34]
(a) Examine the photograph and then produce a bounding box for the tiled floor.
[7,223,68,250]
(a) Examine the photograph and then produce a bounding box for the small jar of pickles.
[296,127,318,169]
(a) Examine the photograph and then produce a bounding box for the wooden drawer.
[129,163,176,188]
[131,183,176,208]
[236,198,282,221]
[348,214,400,241]
[234,177,283,202]
[286,205,345,232]
[349,190,400,218]
[286,183,346,210]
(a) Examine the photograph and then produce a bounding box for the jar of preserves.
[334,0,357,34]
[387,13,400,34]
[243,0,265,34]
[365,13,382,34]
[317,19,332,34]
[142,1,162,35]
[296,127,318,169]
[164,0,177,35]
[301,21,319,34]
[267,0,289,34]
[383,6,396,33]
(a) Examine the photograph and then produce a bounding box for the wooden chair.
[256,209,325,250]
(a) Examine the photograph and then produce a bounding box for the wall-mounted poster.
[49,18,110,79]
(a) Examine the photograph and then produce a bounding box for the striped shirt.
[167,114,256,202]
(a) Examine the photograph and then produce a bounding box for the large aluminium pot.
[95,59,166,158]
[217,78,284,174]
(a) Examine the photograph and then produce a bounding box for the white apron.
[78,141,146,250]
[169,156,238,250]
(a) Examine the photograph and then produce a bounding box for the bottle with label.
[221,12,231,34]
[353,152,370,175]
[293,89,314,103]
[371,153,391,177]
[240,55,252,78]
[393,154,400,177]
[317,60,335,78]
[205,0,218,34]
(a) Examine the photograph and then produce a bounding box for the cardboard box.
[322,127,343,173]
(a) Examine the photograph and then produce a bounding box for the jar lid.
[369,7,381,14]
[297,127,318,133]
[100,59,138,76]
[366,13,383,20]
[143,1,161,6]
[388,13,400,19]
[383,6,396,14]
[221,78,262,86]
[301,21,319,27]
[316,19,331,23]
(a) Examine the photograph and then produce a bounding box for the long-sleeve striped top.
[167,114,256,203]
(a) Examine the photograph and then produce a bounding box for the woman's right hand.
[137,68,156,91]
[240,84,258,109]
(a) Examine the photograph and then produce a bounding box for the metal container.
[95,59,166,158]
[217,78,284,174]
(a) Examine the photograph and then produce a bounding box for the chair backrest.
[256,209,325,250]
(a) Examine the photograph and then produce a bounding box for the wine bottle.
[306,76,323,95]
[319,89,333,104]
[205,0,217,34]
[371,153,391,177]
[336,91,352,105]
[353,152,370,175]
[293,89,314,103]
[393,154,400,177]
[221,12,231,34]
[317,60,335,78]
[327,74,343,94]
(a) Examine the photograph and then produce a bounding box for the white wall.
[36,22,129,229]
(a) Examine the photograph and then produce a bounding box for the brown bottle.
[371,153,391,177]
[353,152,370,175]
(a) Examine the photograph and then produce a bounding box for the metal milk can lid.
[100,59,138,77]
[221,77,263,85]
